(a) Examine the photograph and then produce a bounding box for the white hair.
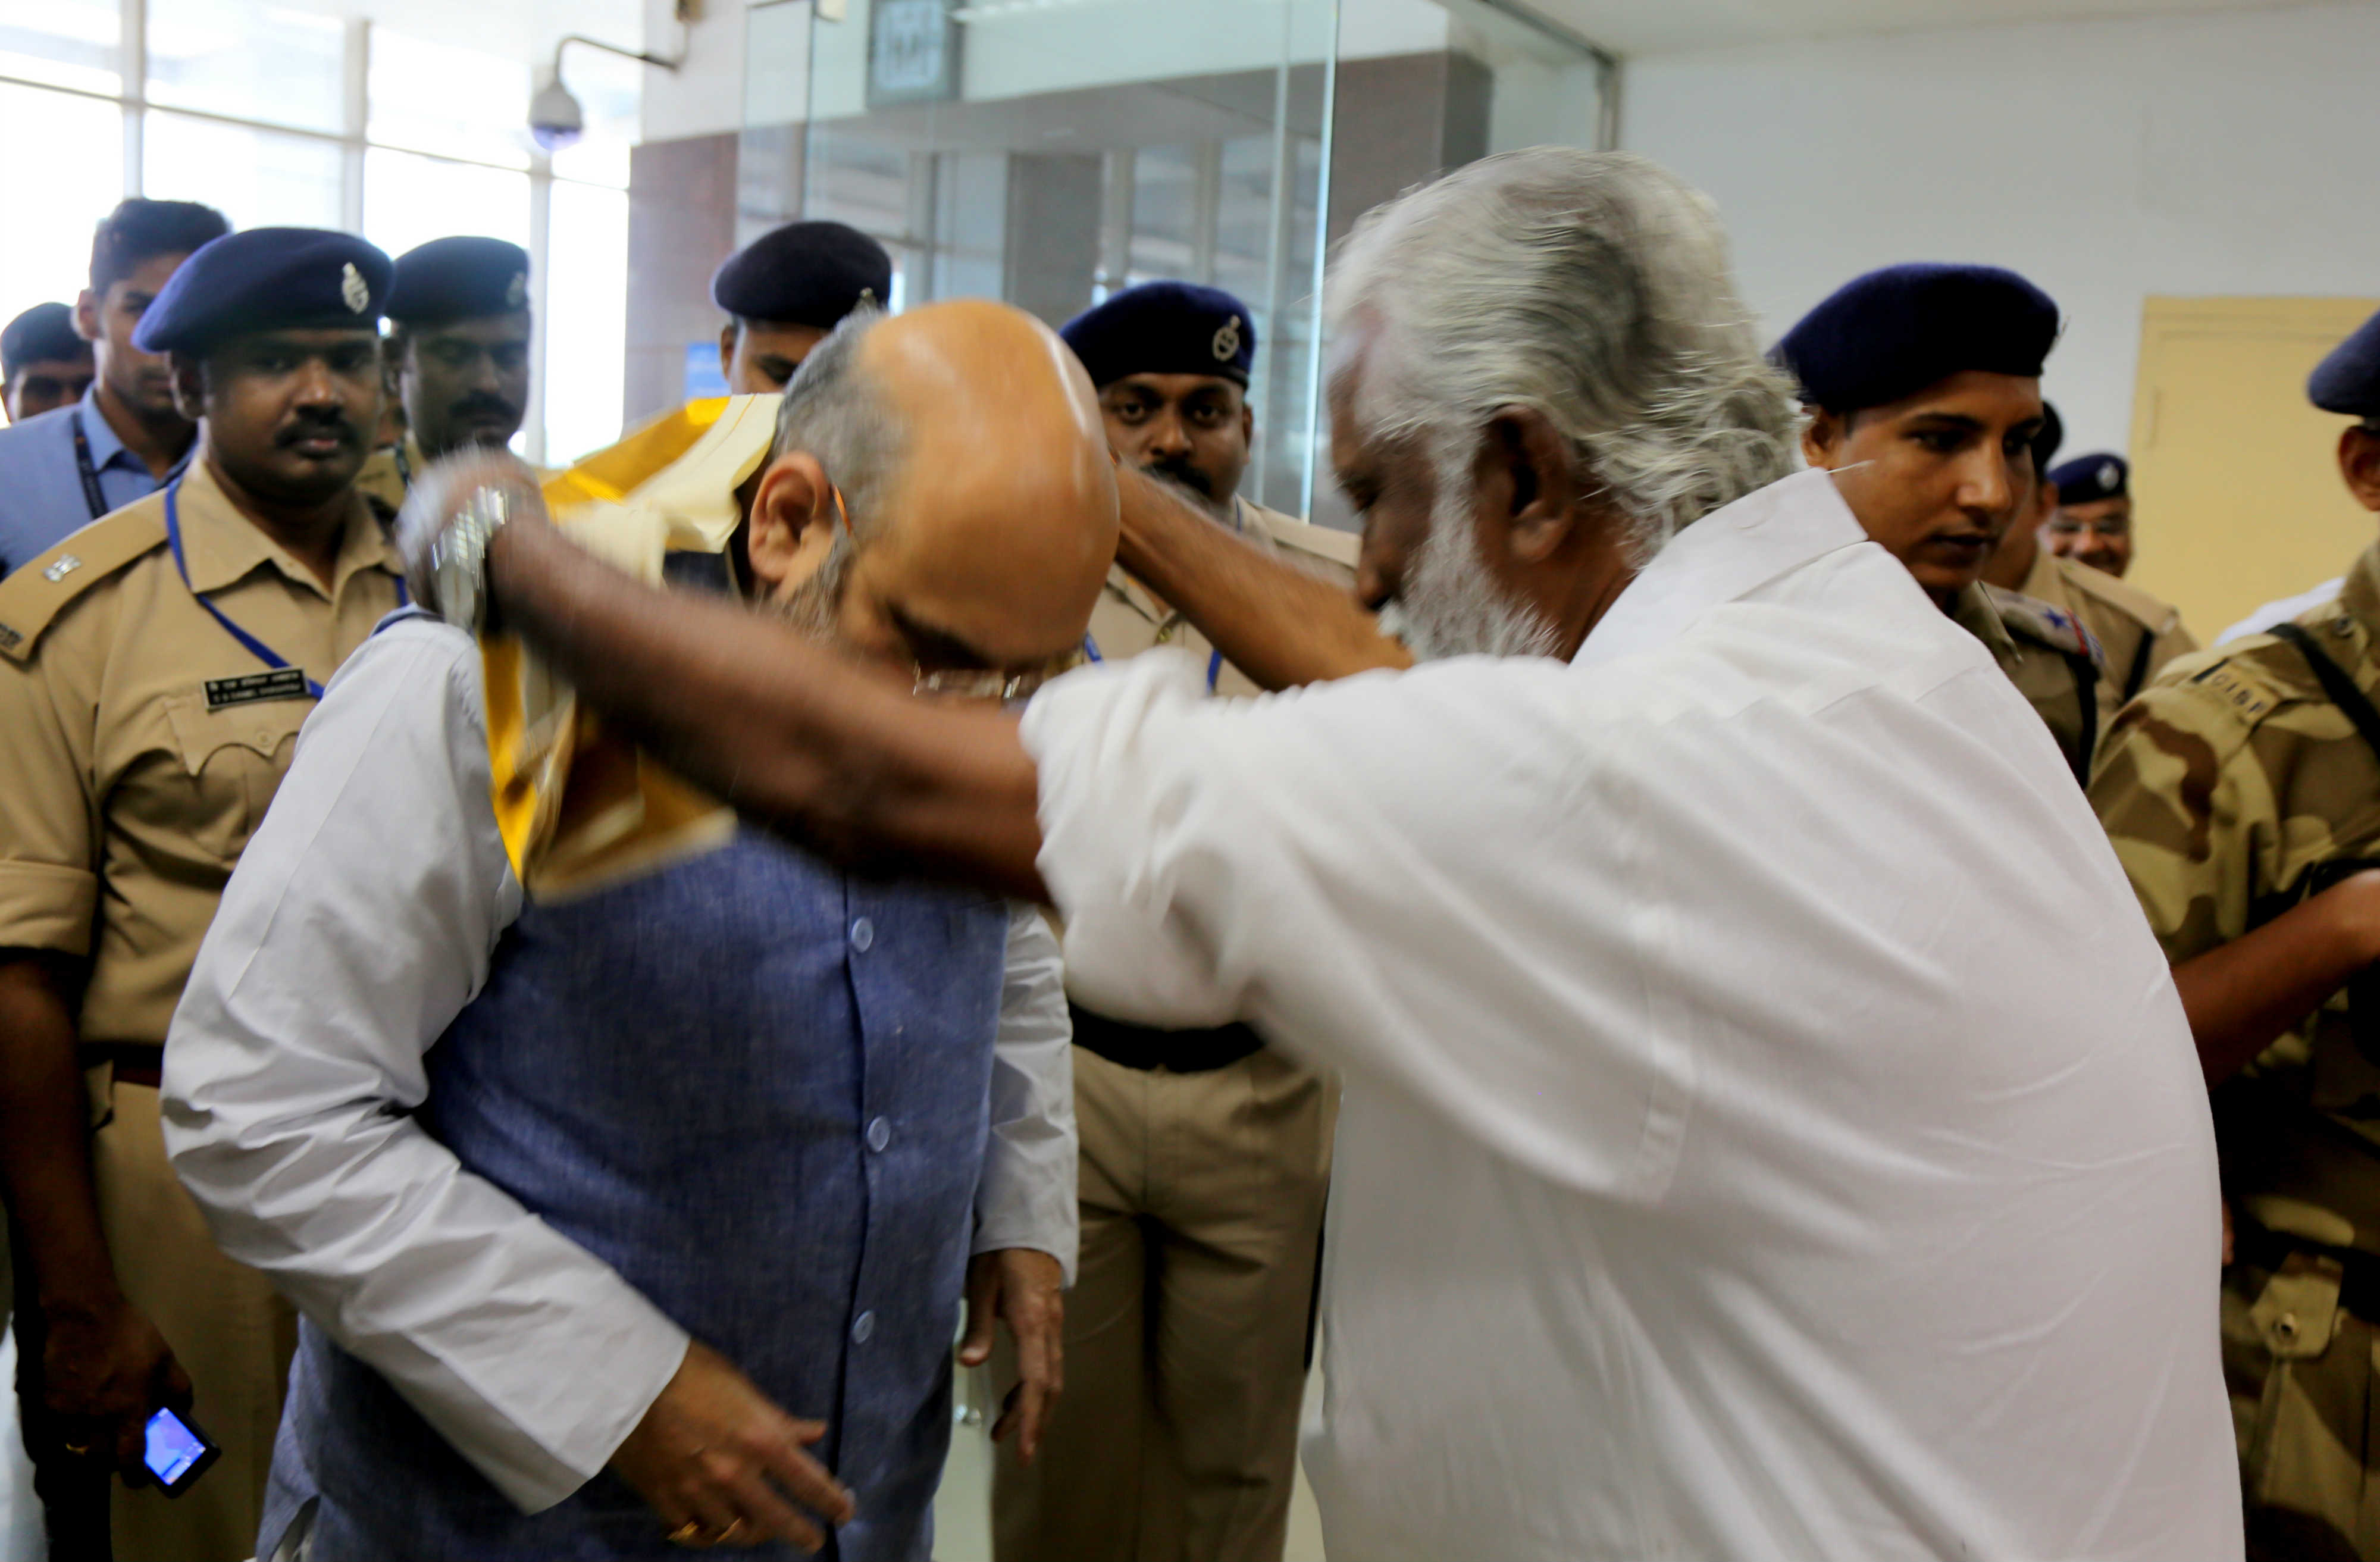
[1327,148,1799,562]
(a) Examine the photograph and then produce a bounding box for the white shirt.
[1022,469,2238,1561]
[2216,575,2347,646]
[162,616,1078,1514]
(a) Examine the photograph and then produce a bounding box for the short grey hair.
[1327,148,1799,559]
[771,308,906,543]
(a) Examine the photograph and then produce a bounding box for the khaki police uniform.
[0,457,406,1561]
[992,499,1356,1562]
[2012,547,2196,725]
[1948,580,2105,780]
[352,433,421,517]
[2091,540,2380,1560]
[355,435,553,518]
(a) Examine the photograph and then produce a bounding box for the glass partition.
[746,0,1339,519]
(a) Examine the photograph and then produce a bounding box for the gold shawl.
[483,393,781,897]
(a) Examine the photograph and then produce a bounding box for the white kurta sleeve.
[970,904,1080,1284]
[161,616,690,1514]
[1020,647,1693,1204]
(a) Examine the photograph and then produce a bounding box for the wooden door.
[2127,296,2378,640]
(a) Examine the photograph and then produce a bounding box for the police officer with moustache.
[1982,403,2197,722]
[0,228,407,1562]
[0,199,231,577]
[2092,307,2380,1561]
[1777,263,2105,779]
[356,237,534,511]
[987,281,1354,1562]
[3,304,94,424]
[712,219,892,393]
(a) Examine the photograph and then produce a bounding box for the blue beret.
[2,303,84,378]
[710,221,891,329]
[2047,452,2128,504]
[133,228,392,354]
[2310,308,2380,418]
[1061,281,1255,389]
[1774,263,2060,414]
[387,236,530,325]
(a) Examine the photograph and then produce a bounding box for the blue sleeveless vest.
[261,831,1010,1561]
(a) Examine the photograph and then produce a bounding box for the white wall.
[1621,1,2380,457]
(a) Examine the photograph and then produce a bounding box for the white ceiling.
[1523,0,2340,57]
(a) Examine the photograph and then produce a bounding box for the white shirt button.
[851,1310,875,1345]
[850,917,875,952]
[866,1116,891,1152]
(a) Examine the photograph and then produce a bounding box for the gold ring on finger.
[667,1519,709,1546]
[61,1442,92,1456]
[717,1517,746,1542]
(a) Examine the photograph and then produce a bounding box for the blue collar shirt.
[0,385,178,578]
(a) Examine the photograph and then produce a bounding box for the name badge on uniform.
[203,668,312,710]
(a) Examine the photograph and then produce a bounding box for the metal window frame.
[2,1,640,465]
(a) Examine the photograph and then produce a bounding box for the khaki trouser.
[992,1046,1333,1562]
[90,1076,295,1562]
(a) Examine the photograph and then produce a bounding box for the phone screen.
[143,1408,218,1494]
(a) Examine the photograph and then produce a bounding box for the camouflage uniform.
[2091,540,2380,1561]
[1949,580,2104,780]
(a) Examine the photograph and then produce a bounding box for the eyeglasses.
[912,657,1078,704]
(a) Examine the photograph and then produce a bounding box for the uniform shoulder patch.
[2056,557,2178,634]
[1984,583,2102,665]
[0,502,168,663]
[1251,504,1361,575]
[2135,641,2309,743]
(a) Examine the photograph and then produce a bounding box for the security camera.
[529,79,584,151]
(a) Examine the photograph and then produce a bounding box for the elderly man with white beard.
[400,149,2240,1559]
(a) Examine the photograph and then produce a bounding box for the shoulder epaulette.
[1984,583,2102,666]
[2057,558,2182,636]
[2140,641,2310,739]
[0,503,168,663]
[1250,504,1360,572]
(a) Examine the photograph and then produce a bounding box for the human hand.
[958,1248,1065,1463]
[609,1339,855,1552]
[394,449,547,628]
[40,1295,191,1483]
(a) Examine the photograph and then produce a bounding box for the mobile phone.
[143,1407,221,1497]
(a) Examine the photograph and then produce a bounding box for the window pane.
[547,48,640,190]
[544,181,629,466]
[145,113,341,230]
[0,83,121,405]
[0,1,122,96]
[368,29,531,171]
[147,0,345,135]
[362,149,530,263]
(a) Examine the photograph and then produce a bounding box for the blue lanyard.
[163,473,406,701]
[1079,633,1222,694]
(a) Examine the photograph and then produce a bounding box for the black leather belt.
[1070,1003,1263,1073]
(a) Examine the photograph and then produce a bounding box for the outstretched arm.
[1114,467,1410,690]
[486,518,1051,903]
[2166,872,2380,1084]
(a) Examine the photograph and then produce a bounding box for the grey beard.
[1391,487,1562,662]
[763,530,850,639]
